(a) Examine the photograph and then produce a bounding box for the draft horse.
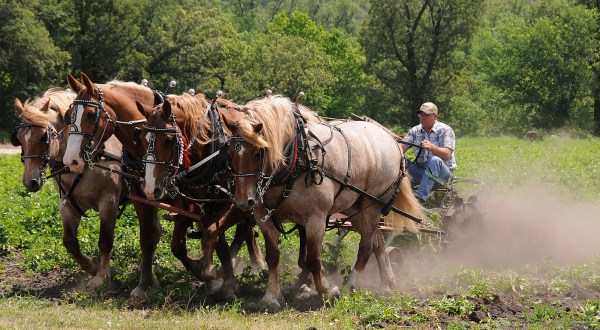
[134,92,266,298]
[226,96,424,307]
[12,88,127,288]
[62,73,261,297]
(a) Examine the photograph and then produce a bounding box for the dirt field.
[0,143,20,155]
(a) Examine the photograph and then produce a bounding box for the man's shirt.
[403,121,457,169]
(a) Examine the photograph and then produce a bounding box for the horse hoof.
[130,286,149,299]
[206,278,224,295]
[86,276,107,289]
[260,294,282,310]
[299,284,312,293]
[324,286,341,302]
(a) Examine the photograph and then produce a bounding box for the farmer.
[401,102,457,203]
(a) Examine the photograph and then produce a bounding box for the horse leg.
[292,225,313,292]
[60,205,97,275]
[304,217,339,301]
[170,215,204,277]
[228,221,246,269]
[130,202,161,298]
[347,211,380,292]
[256,219,284,309]
[240,218,267,272]
[200,205,241,298]
[372,229,397,291]
[87,203,118,289]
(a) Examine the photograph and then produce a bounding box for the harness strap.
[60,172,87,217]
[321,168,423,224]
[332,126,351,200]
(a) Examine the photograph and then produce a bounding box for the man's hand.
[420,140,433,151]
[420,140,452,161]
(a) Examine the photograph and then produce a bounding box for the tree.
[361,0,484,126]
[577,0,600,135]
[475,0,598,131]
[0,1,69,133]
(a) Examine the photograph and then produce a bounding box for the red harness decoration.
[181,135,191,169]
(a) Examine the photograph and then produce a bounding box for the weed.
[429,295,475,316]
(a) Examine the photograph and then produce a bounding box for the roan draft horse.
[12,88,127,288]
[226,96,425,308]
[133,92,266,298]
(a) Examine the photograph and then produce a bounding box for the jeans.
[407,156,452,201]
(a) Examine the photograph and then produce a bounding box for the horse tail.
[382,176,425,233]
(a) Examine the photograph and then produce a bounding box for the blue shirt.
[403,121,457,169]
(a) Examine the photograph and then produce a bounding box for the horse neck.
[103,85,154,160]
[48,112,67,161]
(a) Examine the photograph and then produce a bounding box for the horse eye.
[40,133,48,143]
[162,137,173,146]
[253,150,261,160]
[86,111,95,120]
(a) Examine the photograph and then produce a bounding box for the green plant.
[428,296,475,317]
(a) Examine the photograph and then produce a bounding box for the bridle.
[68,85,146,167]
[228,136,270,201]
[68,86,113,166]
[136,103,185,198]
[11,122,61,186]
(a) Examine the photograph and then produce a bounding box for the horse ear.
[67,73,84,92]
[15,98,24,115]
[80,72,98,96]
[41,100,51,113]
[161,101,172,119]
[252,122,263,133]
[135,101,146,116]
[154,93,164,106]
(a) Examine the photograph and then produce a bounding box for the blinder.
[10,130,20,147]
[133,127,142,146]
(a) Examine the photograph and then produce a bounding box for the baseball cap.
[418,102,438,115]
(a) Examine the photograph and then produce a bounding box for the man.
[401,102,457,203]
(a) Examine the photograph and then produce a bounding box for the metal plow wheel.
[440,190,486,248]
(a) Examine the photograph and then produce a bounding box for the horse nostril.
[71,159,79,166]
[247,199,255,208]
[154,187,162,198]
[27,180,41,192]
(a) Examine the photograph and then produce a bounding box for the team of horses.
[11,72,424,308]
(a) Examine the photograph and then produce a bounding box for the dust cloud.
[447,183,600,268]
[361,182,600,289]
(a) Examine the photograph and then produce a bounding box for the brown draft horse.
[134,92,266,298]
[62,74,160,297]
[12,88,127,288]
[226,96,425,308]
[62,73,261,297]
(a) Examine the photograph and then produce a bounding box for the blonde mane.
[238,95,322,170]
[20,88,76,127]
[164,93,212,145]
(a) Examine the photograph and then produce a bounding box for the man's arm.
[419,141,452,161]
[421,125,455,161]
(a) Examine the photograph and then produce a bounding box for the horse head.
[13,89,75,191]
[63,73,117,173]
[227,117,268,211]
[135,97,188,200]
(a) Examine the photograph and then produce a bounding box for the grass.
[1,136,600,328]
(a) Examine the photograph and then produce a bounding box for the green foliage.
[429,296,475,317]
[472,0,598,132]
[0,1,70,133]
[329,290,408,326]
[361,0,485,126]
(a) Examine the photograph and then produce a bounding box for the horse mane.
[20,88,76,126]
[238,95,321,170]
[106,80,150,93]
[165,93,212,145]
